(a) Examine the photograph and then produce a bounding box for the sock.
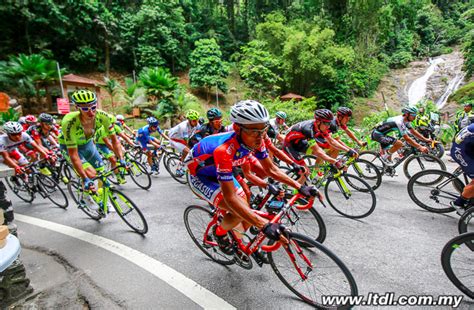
[453,195,468,207]
[215,225,228,236]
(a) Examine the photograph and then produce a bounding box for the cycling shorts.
[170,138,187,153]
[371,130,397,149]
[60,140,104,170]
[282,139,309,165]
[187,173,246,207]
[97,143,115,159]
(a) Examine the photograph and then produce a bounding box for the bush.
[449,81,474,104]
[389,51,413,68]
[262,97,323,125]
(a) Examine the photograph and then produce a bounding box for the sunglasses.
[240,125,269,137]
[77,104,97,112]
[8,132,22,137]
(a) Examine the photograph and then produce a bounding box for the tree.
[138,67,178,104]
[189,38,229,101]
[239,40,282,97]
[101,77,120,111]
[463,30,474,78]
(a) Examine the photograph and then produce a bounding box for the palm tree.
[101,77,120,111]
[138,67,178,104]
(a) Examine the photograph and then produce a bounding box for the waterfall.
[436,71,466,109]
[408,57,444,106]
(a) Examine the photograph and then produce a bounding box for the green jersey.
[94,123,123,145]
[61,110,114,148]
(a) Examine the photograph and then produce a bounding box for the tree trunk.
[226,0,235,35]
[25,21,32,54]
[105,33,110,78]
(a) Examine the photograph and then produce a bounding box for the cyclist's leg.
[451,146,474,209]
[283,141,307,184]
[371,130,401,159]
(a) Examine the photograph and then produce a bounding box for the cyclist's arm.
[30,140,49,158]
[402,133,424,150]
[241,162,267,188]
[1,151,22,169]
[47,136,59,148]
[267,142,295,166]
[220,180,268,229]
[409,128,431,143]
[109,134,124,161]
[123,124,135,135]
[259,157,301,190]
[102,136,114,151]
[310,142,337,164]
[343,127,364,146]
[118,132,134,146]
[67,147,88,179]
[327,135,350,152]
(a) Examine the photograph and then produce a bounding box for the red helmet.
[337,107,352,117]
[314,109,334,123]
[25,115,37,124]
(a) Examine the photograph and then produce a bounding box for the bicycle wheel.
[5,176,34,203]
[165,154,187,184]
[281,206,326,244]
[110,188,148,234]
[358,150,384,173]
[104,161,120,185]
[183,205,235,265]
[268,232,358,308]
[67,180,102,220]
[459,207,474,235]
[36,174,69,209]
[128,160,152,190]
[347,159,382,191]
[403,154,446,180]
[324,174,376,219]
[61,163,77,184]
[302,155,318,167]
[407,169,460,213]
[441,232,474,299]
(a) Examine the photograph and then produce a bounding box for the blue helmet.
[146,116,159,126]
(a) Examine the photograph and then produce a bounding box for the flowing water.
[408,58,444,106]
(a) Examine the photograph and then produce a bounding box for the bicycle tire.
[403,154,446,180]
[5,176,34,203]
[282,206,327,244]
[347,158,382,191]
[407,169,460,213]
[324,174,376,219]
[36,174,69,209]
[128,160,152,190]
[110,188,148,234]
[183,205,235,265]
[67,180,102,220]
[358,150,385,172]
[268,232,358,309]
[441,232,474,299]
[62,163,76,184]
[166,154,188,184]
[458,207,474,235]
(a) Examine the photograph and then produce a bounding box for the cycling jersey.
[95,123,123,145]
[168,120,197,141]
[268,118,287,139]
[373,115,413,138]
[451,123,474,178]
[0,133,33,153]
[26,125,52,147]
[188,123,226,147]
[136,125,162,151]
[284,120,329,162]
[61,110,114,149]
[186,132,267,206]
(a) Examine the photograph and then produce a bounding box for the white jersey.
[168,120,198,140]
[0,132,33,152]
[269,118,286,135]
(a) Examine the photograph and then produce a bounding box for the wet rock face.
[372,49,465,112]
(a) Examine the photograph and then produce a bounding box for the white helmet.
[18,117,26,124]
[230,100,269,125]
[3,121,23,134]
[116,114,124,121]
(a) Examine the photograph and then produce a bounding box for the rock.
[0,259,34,307]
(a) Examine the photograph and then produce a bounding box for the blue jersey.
[451,123,474,178]
[188,132,268,181]
[137,125,162,142]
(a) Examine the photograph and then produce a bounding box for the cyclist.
[61,90,125,192]
[94,124,128,184]
[0,121,53,175]
[450,123,474,215]
[186,100,317,254]
[454,102,474,133]
[116,114,136,137]
[268,111,289,144]
[371,107,430,165]
[136,116,170,175]
[112,117,135,147]
[284,109,346,169]
[168,110,200,175]
[26,113,59,150]
[331,107,367,147]
[188,108,226,148]
[18,117,27,131]
[24,115,38,130]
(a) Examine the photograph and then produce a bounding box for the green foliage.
[120,77,146,107]
[463,30,474,78]
[139,67,178,102]
[101,77,120,110]
[0,108,20,125]
[449,81,474,104]
[189,38,229,95]
[263,97,323,124]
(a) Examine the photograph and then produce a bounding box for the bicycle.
[104,152,152,190]
[67,165,148,234]
[183,192,358,308]
[359,143,446,179]
[284,154,377,219]
[5,159,69,209]
[459,207,474,235]
[407,167,473,214]
[440,232,474,299]
[48,147,78,186]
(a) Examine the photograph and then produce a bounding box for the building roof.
[62,74,103,86]
[280,93,304,101]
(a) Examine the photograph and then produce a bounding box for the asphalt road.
[8,160,474,309]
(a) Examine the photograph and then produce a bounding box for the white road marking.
[15,214,235,310]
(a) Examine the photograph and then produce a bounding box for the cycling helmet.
[39,113,54,124]
[71,90,97,105]
[337,107,352,117]
[186,110,200,120]
[146,116,159,126]
[402,106,418,115]
[198,117,205,125]
[18,117,26,124]
[314,109,334,123]
[25,115,37,124]
[275,111,287,120]
[3,121,23,134]
[207,108,222,120]
[116,114,125,121]
[230,100,270,125]
[464,102,473,107]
